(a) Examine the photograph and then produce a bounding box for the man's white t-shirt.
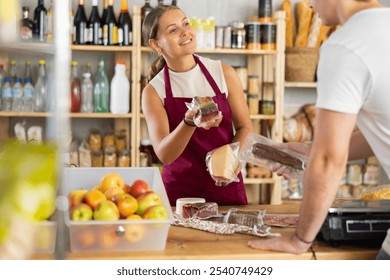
[316,8,390,177]
[316,8,390,254]
[149,55,228,104]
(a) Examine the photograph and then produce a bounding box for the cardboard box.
[63,167,173,252]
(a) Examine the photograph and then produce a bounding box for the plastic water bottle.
[23,77,35,112]
[11,77,23,112]
[110,61,130,114]
[0,64,6,109]
[34,60,47,112]
[81,72,93,113]
[93,56,109,112]
[1,77,12,111]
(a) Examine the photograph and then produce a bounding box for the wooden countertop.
[33,204,379,260]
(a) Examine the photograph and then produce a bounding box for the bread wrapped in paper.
[294,0,313,47]
[280,0,295,48]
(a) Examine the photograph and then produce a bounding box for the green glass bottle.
[93,57,109,112]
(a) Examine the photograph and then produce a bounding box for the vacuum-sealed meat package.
[239,133,307,180]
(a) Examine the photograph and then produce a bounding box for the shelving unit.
[284,81,317,88]
[0,5,286,204]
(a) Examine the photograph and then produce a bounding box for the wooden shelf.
[71,45,134,52]
[0,42,56,55]
[141,46,277,55]
[244,178,275,184]
[284,81,317,88]
[0,112,133,118]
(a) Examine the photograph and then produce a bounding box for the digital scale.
[320,199,390,246]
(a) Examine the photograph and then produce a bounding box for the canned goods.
[215,26,224,49]
[223,26,232,48]
[245,22,261,50]
[347,164,363,186]
[363,164,381,185]
[259,100,275,115]
[247,75,259,94]
[247,94,259,114]
[258,0,273,23]
[261,23,276,50]
[231,27,246,49]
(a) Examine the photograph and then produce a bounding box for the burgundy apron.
[162,55,247,206]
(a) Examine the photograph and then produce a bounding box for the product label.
[24,87,34,98]
[2,88,11,98]
[11,88,23,98]
[118,28,124,44]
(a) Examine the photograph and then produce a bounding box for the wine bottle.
[103,0,118,46]
[21,6,34,41]
[33,0,47,42]
[89,0,102,45]
[74,0,88,44]
[141,0,153,46]
[117,0,132,46]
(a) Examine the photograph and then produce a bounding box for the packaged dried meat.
[181,202,218,219]
[239,133,307,180]
[185,96,222,128]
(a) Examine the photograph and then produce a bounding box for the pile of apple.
[69,173,169,221]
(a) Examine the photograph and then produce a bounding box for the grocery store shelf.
[243,178,275,184]
[71,45,133,52]
[0,112,133,118]
[0,42,56,55]
[284,81,317,88]
[141,46,277,55]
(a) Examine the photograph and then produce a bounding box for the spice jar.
[247,94,259,114]
[91,150,103,167]
[261,23,276,50]
[247,75,259,94]
[118,150,130,167]
[104,146,117,167]
[259,100,275,115]
[246,22,261,50]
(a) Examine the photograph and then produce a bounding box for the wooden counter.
[33,204,379,260]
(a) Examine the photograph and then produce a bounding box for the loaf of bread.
[294,0,313,47]
[316,24,332,47]
[307,12,322,47]
[252,142,305,170]
[283,104,316,143]
[280,0,295,48]
[182,202,219,219]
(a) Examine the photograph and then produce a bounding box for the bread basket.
[285,47,319,82]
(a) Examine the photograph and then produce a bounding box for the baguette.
[280,0,295,48]
[315,24,332,48]
[306,12,322,47]
[294,0,313,47]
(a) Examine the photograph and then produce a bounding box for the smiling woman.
[140,5,253,206]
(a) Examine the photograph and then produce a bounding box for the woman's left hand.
[202,111,223,130]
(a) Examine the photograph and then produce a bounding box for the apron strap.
[164,64,174,99]
[193,55,223,96]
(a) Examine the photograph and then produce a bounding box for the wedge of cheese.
[208,144,237,180]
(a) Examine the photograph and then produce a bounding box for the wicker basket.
[285,47,319,82]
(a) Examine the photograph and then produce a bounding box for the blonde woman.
[141,5,252,205]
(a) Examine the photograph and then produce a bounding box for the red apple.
[142,204,169,220]
[70,203,93,221]
[68,189,88,208]
[129,179,151,198]
[93,200,120,221]
[136,191,161,215]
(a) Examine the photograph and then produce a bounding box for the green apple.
[71,203,93,221]
[142,204,169,220]
[93,200,120,221]
[136,191,161,215]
